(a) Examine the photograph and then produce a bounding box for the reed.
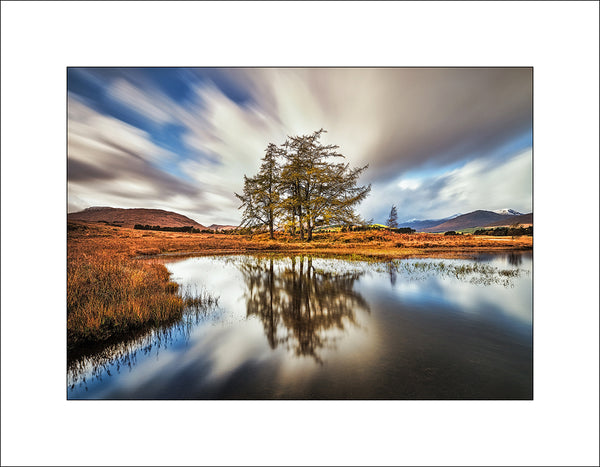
[67,252,186,347]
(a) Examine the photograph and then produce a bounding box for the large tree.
[236,130,371,241]
[279,129,371,241]
[235,143,281,239]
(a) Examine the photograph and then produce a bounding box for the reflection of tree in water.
[386,261,397,286]
[238,256,370,364]
[506,252,523,266]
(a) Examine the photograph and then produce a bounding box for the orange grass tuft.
[67,251,184,347]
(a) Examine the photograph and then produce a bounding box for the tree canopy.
[235,129,371,240]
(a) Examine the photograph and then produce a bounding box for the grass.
[68,221,532,260]
[67,251,216,348]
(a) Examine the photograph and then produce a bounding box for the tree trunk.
[298,205,304,240]
[290,207,296,237]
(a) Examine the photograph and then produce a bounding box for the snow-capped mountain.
[493,208,523,216]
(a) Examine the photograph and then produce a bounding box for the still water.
[67,253,532,399]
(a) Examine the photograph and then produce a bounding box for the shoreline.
[68,221,532,261]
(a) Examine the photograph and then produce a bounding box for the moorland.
[67,220,532,349]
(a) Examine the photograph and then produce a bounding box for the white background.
[1,1,598,466]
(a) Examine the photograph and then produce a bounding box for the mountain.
[493,208,523,216]
[484,212,533,227]
[397,213,461,231]
[208,224,238,231]
[421,210,532,232]
[68,207,206,229]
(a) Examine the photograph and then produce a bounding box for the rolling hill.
[68,207,206,229]
[208,224,238,231]
[397,214,462,231]
[483,212,533,227]
[420,210,533,232]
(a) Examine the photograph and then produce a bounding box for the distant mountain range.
[399,209,532,233]
[69,206,531,234]
[492,208,523,216]
[397,213,462,231]
[207,224,238,231]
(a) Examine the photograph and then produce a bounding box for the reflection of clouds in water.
[167,256,248,319]
[196,320,274,382]
[69,254,532,399]
[433,277,531,325]
[360,256,532,325]
[92,343,180,399]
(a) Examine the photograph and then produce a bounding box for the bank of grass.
[67,252,188,348]
[68,221,532,261]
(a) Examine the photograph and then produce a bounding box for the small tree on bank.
[386,205,399,228]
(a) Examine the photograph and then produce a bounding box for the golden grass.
[68,221,532,261]
[67,251,184,347]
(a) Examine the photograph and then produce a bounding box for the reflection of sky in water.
[362,256,532,326]
[68,253,532,399]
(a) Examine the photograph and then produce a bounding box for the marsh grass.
[180,284,220,309]
[68,295,222,389]
[67,252,217,348]
[387,260,527,287]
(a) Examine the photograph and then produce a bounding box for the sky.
[67,67,533,226]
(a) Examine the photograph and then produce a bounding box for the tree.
[236,129,371,242]
[235,143,281,239]
[279,129,371,241]
[386,205,398,228]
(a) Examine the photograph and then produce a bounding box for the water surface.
[68,253,532,399]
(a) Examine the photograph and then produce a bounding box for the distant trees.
[386,205,399,228]
[133,224,228,234]
[134,224,198,233]
[236,129,371,241]
[473,226,533,236]
[393,227,415,234]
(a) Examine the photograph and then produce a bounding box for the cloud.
[438,149,533,213]
[67,68,532,225]
[362,148,533,222]
[107,78,175,125]
[67,95,213,221]
[236,68,532,180]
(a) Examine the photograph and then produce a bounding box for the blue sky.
[67,67,532,226]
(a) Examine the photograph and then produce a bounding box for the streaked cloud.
[67,68,532,225]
